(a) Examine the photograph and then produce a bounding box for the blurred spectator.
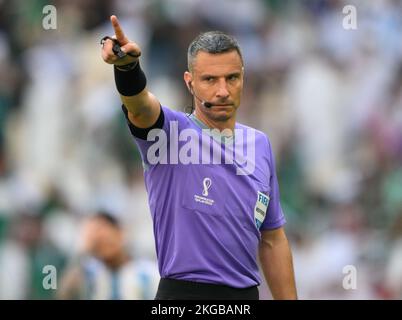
[57,212,159,300]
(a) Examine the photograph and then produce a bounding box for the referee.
[101,15,297,300]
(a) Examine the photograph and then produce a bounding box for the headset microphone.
[188,82,213,108]
[202,101,213,108]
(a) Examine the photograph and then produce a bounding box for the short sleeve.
[122,105,188,168]
[260,136,286,230]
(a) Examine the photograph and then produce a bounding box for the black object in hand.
[100,36,141,59]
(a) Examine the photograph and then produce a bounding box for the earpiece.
[187,81,193,94]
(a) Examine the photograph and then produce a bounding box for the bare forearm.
[259,230,297,299]
[121,90,157,116]
[101,15,160,128]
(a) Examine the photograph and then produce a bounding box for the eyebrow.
[200,74,216,80]
[226,72,241,78]
[200,72,242,80]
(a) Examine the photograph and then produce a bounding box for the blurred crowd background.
[0,0,402,299]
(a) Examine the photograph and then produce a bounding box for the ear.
[184,71,193,93]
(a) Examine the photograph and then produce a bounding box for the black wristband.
[114,61,147,96]
[115,61,138,71]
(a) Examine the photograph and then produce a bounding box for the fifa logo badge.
[202,178,212,197]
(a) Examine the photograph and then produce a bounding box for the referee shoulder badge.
[254,191,269,229]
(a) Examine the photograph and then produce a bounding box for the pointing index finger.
[110,15,126,42]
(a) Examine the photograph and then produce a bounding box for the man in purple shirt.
[101,15,297,300]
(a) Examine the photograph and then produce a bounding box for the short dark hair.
[93,211,120,228]
[187,31,243,71]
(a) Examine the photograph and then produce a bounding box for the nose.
[215,79,229,99]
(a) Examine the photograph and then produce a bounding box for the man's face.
[81,218,124,263]
[185,50,244,122]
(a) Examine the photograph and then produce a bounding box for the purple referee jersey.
[125,106,286,288]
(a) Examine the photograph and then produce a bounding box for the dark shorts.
[155,278,259,300]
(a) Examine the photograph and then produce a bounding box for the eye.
[204,76,215,82]
[227,74,239,81]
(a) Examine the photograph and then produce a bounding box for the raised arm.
[101,15,160,128]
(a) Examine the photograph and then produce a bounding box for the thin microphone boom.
[193,92,213,108]
[189,82,213,108]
